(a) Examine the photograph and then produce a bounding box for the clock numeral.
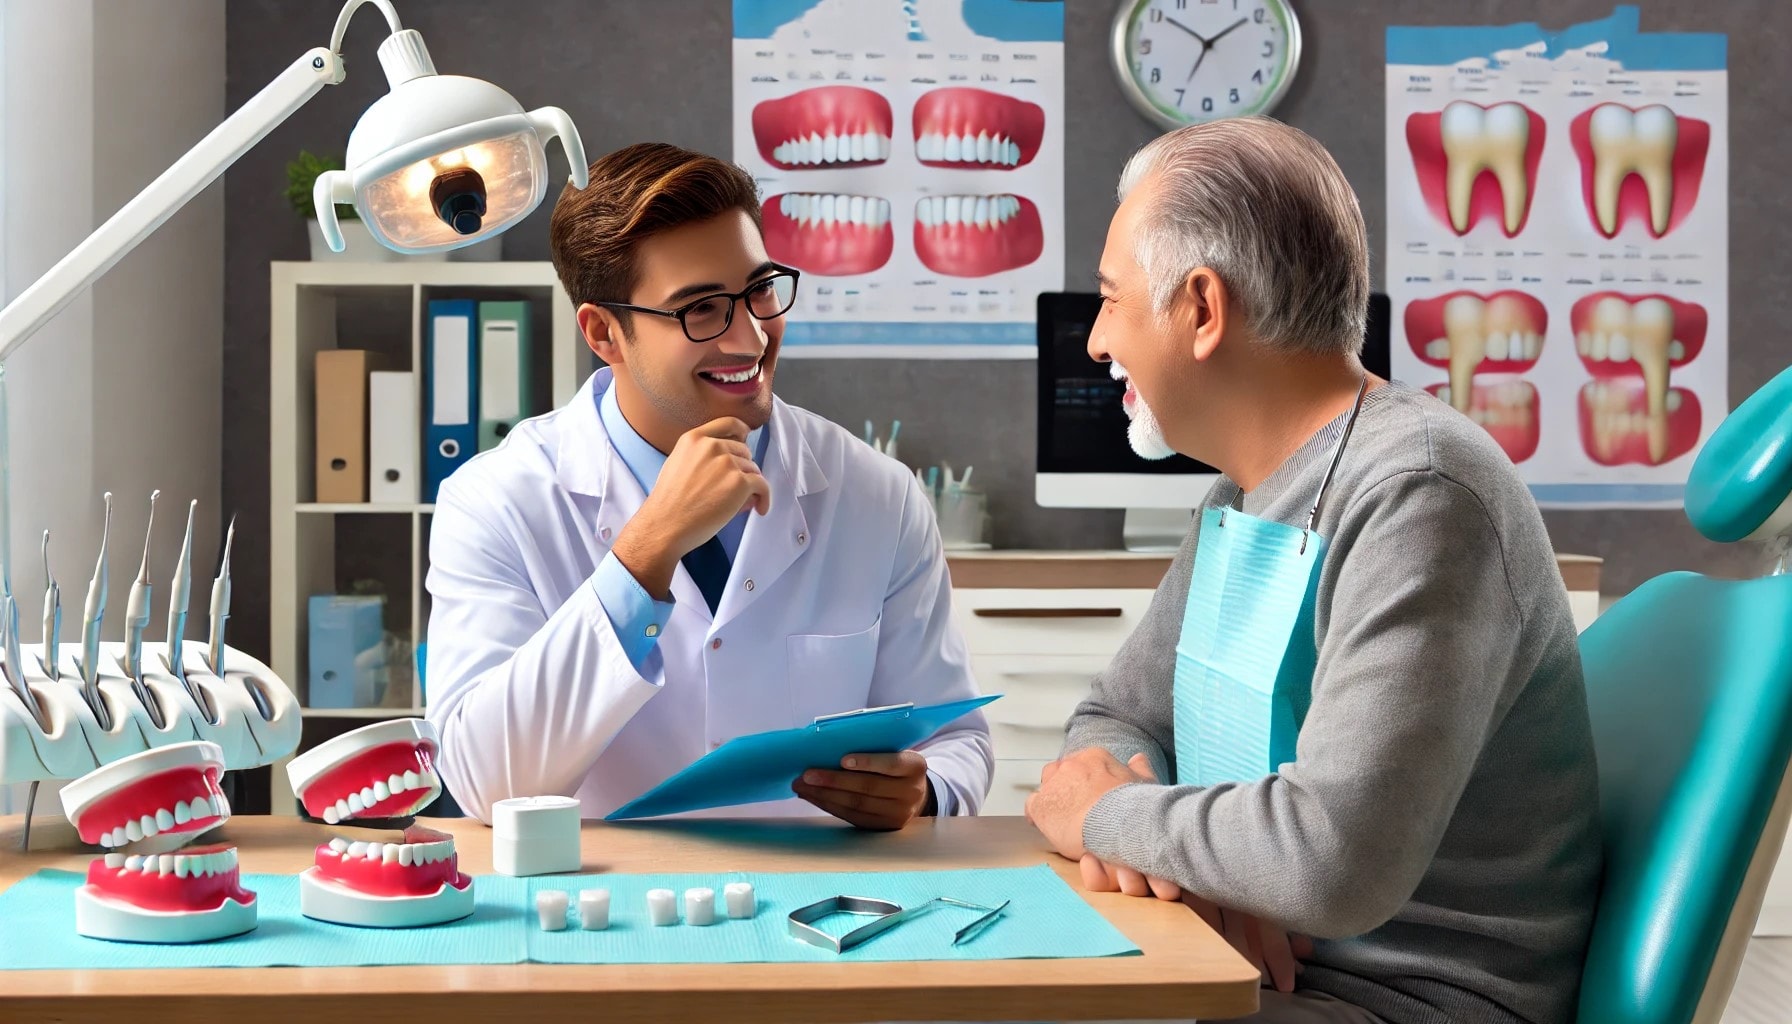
[1262,40,1275,57]
[1174,88,1186,107]
[1229,87,1240,103]
[1150,67,1162,84]
[1175,0,1188,8]
[1202,96,1214,112]
[1139,38,1152,55]
[1252,69,1264,84]
[1149,8,1163,22]
[1254,7,1267,22]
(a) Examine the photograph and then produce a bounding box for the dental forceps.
[79,492,112,729]
[786,894,1010,953]
[123,491,165,729]
[165,500,216,723]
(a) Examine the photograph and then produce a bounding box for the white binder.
[368,370,418,503]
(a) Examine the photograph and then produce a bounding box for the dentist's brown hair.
[549,143,762,326]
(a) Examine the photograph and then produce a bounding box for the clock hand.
[1186,47,1210,83]
[1163,16,1211,46]
[1207,17,1249,46]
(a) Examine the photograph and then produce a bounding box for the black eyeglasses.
[598,267,801,343]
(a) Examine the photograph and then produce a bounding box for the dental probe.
[80,493,112,728]
[1,579,27,726]
[40,532,59,680]
[167,500,213,722]
[124,490,164,728]
[206,514,234,678]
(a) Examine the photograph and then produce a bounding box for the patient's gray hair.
[1117,117,1369,357]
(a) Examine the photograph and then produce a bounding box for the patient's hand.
[1075,754,1312,993]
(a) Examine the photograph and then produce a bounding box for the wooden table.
[0,814,1260,1023]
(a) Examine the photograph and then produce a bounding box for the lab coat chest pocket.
[786,618,882,721]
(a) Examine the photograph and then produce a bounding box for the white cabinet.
[951,585,1156,816]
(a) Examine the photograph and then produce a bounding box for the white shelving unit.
[268,260,584,812]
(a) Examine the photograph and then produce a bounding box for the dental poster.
[733,0,1064,358]
[1386,6,1727,507]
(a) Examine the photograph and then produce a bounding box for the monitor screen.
[1036,291,1392,477]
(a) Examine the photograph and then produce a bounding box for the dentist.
[424,142,992,827]
[1024,119,1601,1023]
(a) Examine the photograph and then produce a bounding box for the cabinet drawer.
[975,654,1105,760]
[953,588,1153,656]
[982,758,1051,816]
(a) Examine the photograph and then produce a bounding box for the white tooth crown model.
[0,641,300,786]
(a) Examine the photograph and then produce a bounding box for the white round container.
[490,795,581,877]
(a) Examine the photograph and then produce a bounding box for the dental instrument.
[41,531,59,681]
[206,515,234,680]
[785,894,1010,954]
[166,500,212,722]
[725,881,756,919]
[123,490,164,728]
[79,492,113,728]
[684,887,716,926]
[536,890,569,931]
[647,888,677,926]
[578,888,610,930]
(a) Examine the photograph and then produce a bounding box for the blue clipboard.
[606,694,1000,820]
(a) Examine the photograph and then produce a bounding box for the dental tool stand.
[2,641,301,850]
[1122,507,1194,553]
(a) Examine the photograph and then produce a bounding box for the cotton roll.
[536,890,569,931]
[647,887,678,926]
[724,881,756,919]
[685,887,716,926]
[578,888,610,930]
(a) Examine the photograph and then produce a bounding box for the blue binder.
[424,299,478,502]
[606,694,1001,820]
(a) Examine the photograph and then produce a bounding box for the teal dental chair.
[1576,364,1792,1023]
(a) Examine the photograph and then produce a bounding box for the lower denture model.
[284,718,474,927]
[60,740,257,942]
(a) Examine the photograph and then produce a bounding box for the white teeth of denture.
[725,881,756,919]
[915,194,1020,229]
[780,193,891,228]
[329,837,349,853]
[772,131,891,165]
[1588,104,1677,235]
[105,853,125,869]
[1439,101,1530,234]
[360,786,378,808]
[174,801,192,826]
[156,809,175,831]
[916,130,1020,165]
[373,781,390,802]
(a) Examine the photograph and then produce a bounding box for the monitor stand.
[1123,508,1193,553]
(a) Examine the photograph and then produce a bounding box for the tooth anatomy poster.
[1386,6,1727,507]
[733,0,1064,358]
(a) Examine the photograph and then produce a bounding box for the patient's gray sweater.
[1065,382,1601,1024]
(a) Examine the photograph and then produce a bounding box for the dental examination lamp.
[0,0,587,846]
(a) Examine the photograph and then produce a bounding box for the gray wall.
[225,0,1789,662]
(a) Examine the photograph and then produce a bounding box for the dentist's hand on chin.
[793,750,934,830]
[611,416,773,599]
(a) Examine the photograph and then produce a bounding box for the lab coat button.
[600,527,612,541]
[796,532,807,544]
[645,624,660,638]
[711,638,723,650]
[744,579,755,592]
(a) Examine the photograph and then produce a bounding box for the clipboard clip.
[810,702,915,731]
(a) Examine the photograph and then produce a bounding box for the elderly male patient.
[1025,117,1602,1024]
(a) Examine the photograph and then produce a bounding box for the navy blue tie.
[681,535,731,614]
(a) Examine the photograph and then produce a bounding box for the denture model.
[285,718,473,927]
[60,740,258,942]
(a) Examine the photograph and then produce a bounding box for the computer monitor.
[1036,290,1392,550]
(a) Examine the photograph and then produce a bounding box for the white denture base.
[75,884,256,944]
[297,867,474,928]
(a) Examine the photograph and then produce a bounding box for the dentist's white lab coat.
[424,369,993,823]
